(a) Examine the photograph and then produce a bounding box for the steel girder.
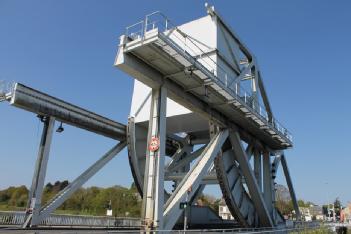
[23,116,55,228]
[141,87,167,230]
[7,83,126,141]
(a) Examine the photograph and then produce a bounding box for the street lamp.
[56,122,64,133]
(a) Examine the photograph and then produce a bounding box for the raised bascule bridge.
[0,4,300,232]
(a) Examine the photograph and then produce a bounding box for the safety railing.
[0,211,25,225]
[124,12,293,144]
[0,211,141,227]
[125,20,144,40]
[0,211,326,233]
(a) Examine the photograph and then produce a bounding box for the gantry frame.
[116,5,299,231]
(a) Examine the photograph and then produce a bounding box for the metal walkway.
[119,12,292,150]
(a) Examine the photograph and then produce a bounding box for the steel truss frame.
[136,84,300,231]
[0,82,127,228]
[0,83,300,230]
[0,83,128,228]
[22,116,126,227]
[137,106,300,231]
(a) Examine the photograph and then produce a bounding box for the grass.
[289,225,347,234]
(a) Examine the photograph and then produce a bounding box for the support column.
[262,151,274,222]
[23,116,55,228]
[254,149,262,192]
[141,86,167,231]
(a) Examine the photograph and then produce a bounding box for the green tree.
[8,186,28,207]
[0,182,142,217]
[334,197,342,219]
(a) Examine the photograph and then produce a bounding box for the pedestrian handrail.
[0,211,141,227]
[0,211,329,232]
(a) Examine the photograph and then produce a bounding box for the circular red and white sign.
[148,136,160,152]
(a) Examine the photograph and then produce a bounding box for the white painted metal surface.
[141,87,167,230]
[115,4,298,231]
[24,117,55,228]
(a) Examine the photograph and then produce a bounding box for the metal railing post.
[141,21,144,39]
[144,15,148,38]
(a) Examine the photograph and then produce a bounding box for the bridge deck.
[118,26,292,150]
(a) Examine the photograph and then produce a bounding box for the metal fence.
[0,211,331,233]
[0,211,140,228]
[107,222,324,233]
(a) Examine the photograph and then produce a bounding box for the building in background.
[218,199,234,220]
[299,207,312,221]
[309,205,324,221]
[299,205,324,221]
[341,203,351,223]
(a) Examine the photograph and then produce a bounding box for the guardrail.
[124,12,293,145]
[1,211,330,233]
[0,211,140,228]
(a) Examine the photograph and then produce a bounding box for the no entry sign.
[148,136,160,152]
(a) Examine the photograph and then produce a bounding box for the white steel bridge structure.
[0,4,300,232]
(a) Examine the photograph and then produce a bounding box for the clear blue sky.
[0,0,350,206]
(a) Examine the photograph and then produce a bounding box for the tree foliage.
[275,196,315,216]
[197,194,221,213]
[0,181,141,217]
[276,199,294,216]
[0,185,28,208]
